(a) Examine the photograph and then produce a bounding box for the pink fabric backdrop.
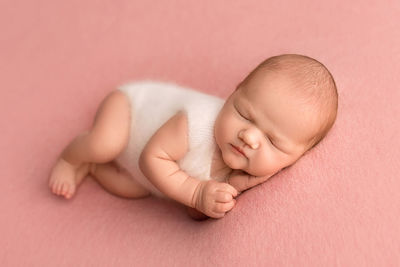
[1,0,399,266]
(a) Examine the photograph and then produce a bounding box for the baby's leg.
[91,161,150,198]
[49,90,149,199]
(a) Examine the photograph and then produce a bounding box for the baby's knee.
[87,132,126,163]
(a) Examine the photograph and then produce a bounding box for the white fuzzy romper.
[114,81,225,199]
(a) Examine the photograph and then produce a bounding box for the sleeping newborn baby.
[48,54,338,219]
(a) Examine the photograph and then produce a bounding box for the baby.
[49,54,338,220]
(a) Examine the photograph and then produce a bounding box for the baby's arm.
[139,111,238,218]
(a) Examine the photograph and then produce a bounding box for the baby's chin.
[220,153,241,170]
[242,168,278,178]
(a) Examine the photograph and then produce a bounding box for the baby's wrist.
[191,180,205,210]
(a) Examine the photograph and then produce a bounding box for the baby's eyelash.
[235,106,250,121]
[239,111,248,120]
[266,135,276,147]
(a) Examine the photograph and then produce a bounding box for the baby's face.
[214,72,320,178]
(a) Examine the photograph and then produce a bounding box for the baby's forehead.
[236,85,323,141]
[238,83,294,106]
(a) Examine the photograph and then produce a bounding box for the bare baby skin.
[49,54,338,219]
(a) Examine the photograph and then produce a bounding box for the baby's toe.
[51,181,58,194]
[66,184,76,199]
[65,192,73,199]
[62,184,72,198]
[60,183,67,195]
[56,182,63,195]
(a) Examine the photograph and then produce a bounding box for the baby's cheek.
[252,153,279,176]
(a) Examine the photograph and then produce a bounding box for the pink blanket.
[1,0,399,266]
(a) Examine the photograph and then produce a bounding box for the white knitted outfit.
[114,81,225,198]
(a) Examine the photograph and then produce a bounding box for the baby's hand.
[227,170,272,194]
[226,170,251,194]
[193,180,238,219]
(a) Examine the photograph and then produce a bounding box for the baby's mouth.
[231,144,246,157]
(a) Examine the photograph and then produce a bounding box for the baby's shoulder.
[142,110,189,161]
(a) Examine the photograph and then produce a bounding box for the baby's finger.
[215,191,233,203]
[209,211,226,219]
[213,200,236,213]
[219,183,238,197]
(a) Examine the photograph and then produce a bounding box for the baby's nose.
[238,130,259,149]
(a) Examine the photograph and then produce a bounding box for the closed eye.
[235,105,250,121]
[266,135,274,146]
[267,136,287,153]
[266,135,282,150]
[270,139,277,148]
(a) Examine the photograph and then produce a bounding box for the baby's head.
[214,54,338,178]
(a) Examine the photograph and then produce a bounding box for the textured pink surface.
[1,0,399,266]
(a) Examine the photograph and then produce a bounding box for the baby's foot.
[48,158,92,199]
